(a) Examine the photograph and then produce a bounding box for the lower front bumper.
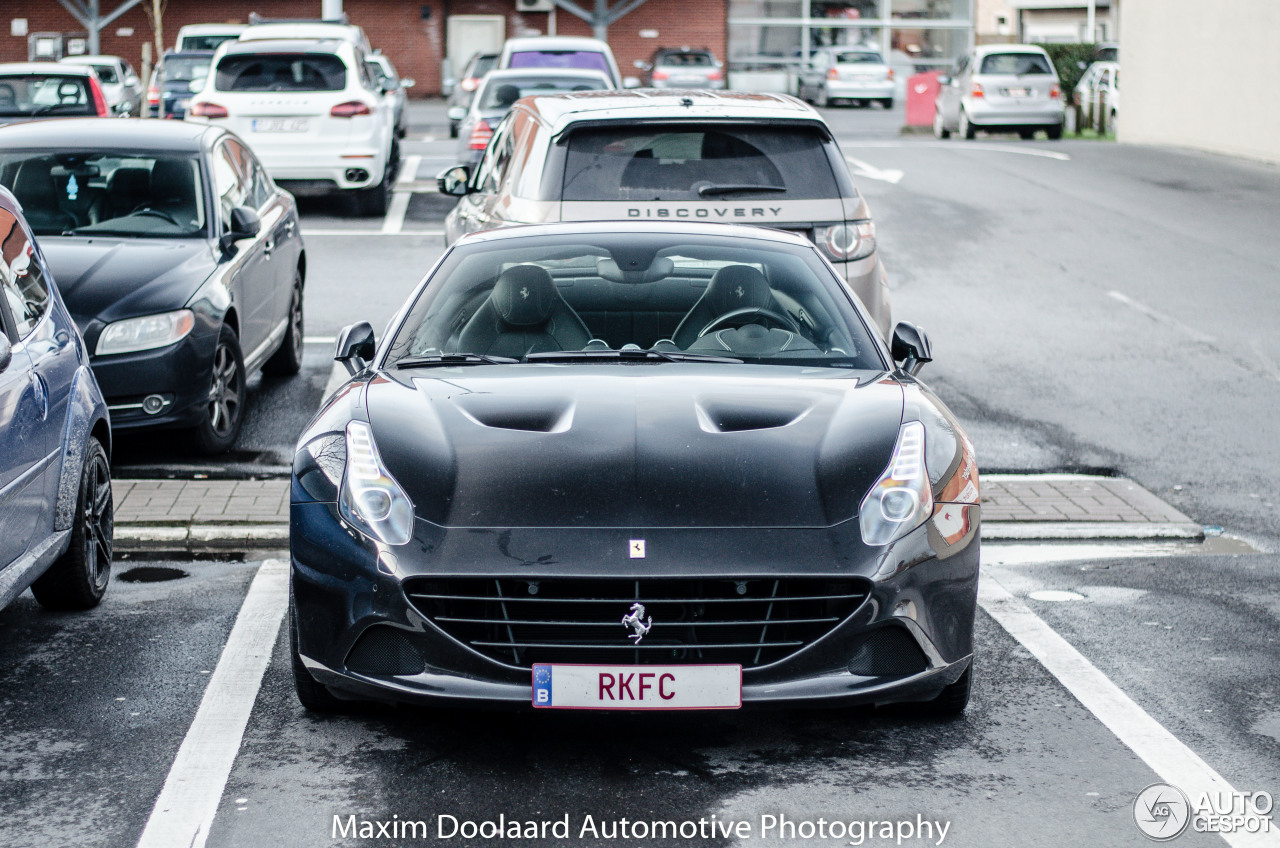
[92,329,216,431]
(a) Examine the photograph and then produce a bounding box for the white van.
[174,24,247,53]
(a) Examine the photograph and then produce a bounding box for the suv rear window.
[215,54,347,92]
[980,53,1053,75]
[563,125,837,201]
[509,50,610,77]
[834,51,883,64]
[657,52,713,67]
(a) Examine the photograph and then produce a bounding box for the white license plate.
[1005,87,1030,97]
[251,118,309,133]
[532,663,741,710]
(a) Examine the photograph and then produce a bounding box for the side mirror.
[890,321,933,376]
[401,78,415,88]
[0,334,11,373]
[633,60,651,71]
[220,206,261,255]
[334,321,376,375]
[436,164,472,197]
[622,76,641,89]
[446,105,467,122]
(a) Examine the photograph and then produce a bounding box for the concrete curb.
[983,521,1205,541]
[117,524,288,555]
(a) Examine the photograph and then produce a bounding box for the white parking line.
[1109,290,1217,345]
[135,560,289,848]
[302,336,336,345]
[979,571,1279,848]
[845,155,904,184]
[380,154,422,235]
[839,139,1072,161]
[301,229,444,237]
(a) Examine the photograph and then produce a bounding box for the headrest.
[706,264,772,313]
[491,264,558,327]
[493,84,521,107]
[150,159,195,204]
[12,161,56,202]
[109,167,151,196]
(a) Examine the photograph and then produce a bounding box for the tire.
[355,141,399,217]
[31,438,112,611]
[1046,121,1064,140]
[1018,129,1036,140]
[881,98,894,109]
[448,120,459,139]
[959,109,977,140]
[193,324,247,455]
[919,666,971,717]
[291,592,350,713]
[933,108,951,139]
[263,272,304,377]
[817,86,829,109]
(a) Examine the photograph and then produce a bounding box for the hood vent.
[453,395,575,433]
[695,396,814,434]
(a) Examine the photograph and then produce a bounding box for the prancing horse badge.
[629,539,645,559]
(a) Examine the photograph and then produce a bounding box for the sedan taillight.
[827,67,840,80]
[331,100,372,118]
[146,85,160,106]
[887,68,895,80]
[652,69,669,81]
[468,119,493,150]
[190,101,228,118]
[1050,84,1061,99]
[707,69,723,81]
[971,82,984,98]
[88,77,109,116]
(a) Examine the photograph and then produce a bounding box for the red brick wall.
[0,0,726,96]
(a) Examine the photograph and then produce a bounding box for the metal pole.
[1086,0,1096,42]
[322,0,343,21]
[594,0,607,42]
[880,0,890,64]
[88,0,100,54]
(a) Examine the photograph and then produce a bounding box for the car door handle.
[284,219,296,235]
[264,239,274,256]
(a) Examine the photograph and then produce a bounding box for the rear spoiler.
[551,116,835,144]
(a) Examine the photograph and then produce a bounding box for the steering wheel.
[697,307,801,339]
[128,207,181,226]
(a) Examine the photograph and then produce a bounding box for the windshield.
[0,74,97,117]
[563,125,837,201]
[387,233,881,368]
[0,151,207,238]
[215,54,347,92]
[980,53,1053,75]
[508,50,611,77]
[479,74,608,109]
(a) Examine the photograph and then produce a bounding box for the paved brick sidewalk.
[982,475,1192,523]
[114,479,289,524]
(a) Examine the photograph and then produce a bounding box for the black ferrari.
[0,119,305,453]
[291,222,980,715]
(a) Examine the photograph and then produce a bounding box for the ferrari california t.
[290,222,980,716]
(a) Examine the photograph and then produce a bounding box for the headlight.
[859,421,933,546]
[816,221,876,262]
[339,421,414,546]
[96,309,195,355]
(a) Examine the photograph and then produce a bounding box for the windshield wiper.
[524,349,742,364]
[696,184,787,197]
[395,353,519,369]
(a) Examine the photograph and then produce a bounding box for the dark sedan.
[290,222,980,716]
[146,50,213,120]
[0,119,305,453]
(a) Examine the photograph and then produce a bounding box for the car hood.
[41,237,216,326]
[366,366,904,529]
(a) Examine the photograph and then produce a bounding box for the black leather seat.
[148,159,199,226]
[101,167,151,220]
[10,161,74,233]
[456,265,591,358]
[671,264,778,349]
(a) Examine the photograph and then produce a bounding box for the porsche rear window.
[980,53,1053,75]
[563,126,837,201]
[215,54,347,91]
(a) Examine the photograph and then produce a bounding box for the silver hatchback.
[934,45,1064,140]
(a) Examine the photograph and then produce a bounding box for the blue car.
[0,186,113,611]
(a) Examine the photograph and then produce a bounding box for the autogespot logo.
[1134,784,1192,841]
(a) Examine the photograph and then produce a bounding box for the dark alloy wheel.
[31,438,113,610]
[194,325,247,454]
[264,273,304,376]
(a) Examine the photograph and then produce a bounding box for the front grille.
[403,577,870,669]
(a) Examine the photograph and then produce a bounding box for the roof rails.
[248,12,350,25]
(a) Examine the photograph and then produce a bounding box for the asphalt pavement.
[4,99,1279,848]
